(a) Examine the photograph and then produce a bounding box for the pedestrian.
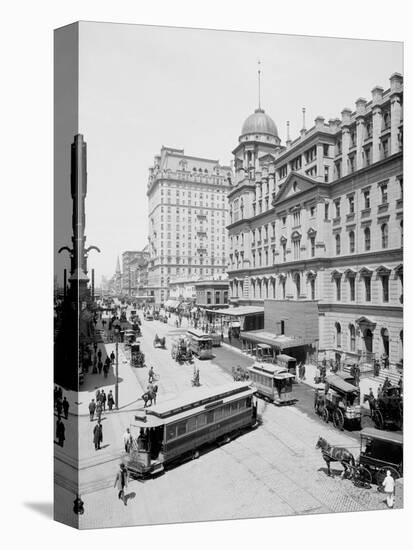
[221,331,224,343]
[103,362,109,378]
[123,428,133,453]
[228,329,232,344]
[56,418,65,447]
[62,397,69,419]
[100,390,107,411]
[93,421,103,450]
[114,463,128,506]
[148,366,155,383]
[98,360,103,375]
[383,376,391,393]
[56,397,63,418]
[57,386,63,401]
[96,400,103,422]
[110,350,115,364]
[97,349,102,362]
[301,363,306,381]
[88,399,96,421]
[96,389,101,402]
[93,342,98,354]
[382,470,395,508]
[107,390,115,411]
[368,387,376,417]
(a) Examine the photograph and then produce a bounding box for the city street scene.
[54,22,403,529]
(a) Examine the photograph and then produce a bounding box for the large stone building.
[147,146,232,304]
[227,73,403,371]
[121,249,150,296]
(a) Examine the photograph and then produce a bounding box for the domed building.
[232,105,281,188]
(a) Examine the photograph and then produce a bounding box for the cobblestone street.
[58,314,403,529]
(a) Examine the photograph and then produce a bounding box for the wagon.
[370,386,403,431]
[314,374,361,430]
[171,336,192,362]
[353,427,403,486]
[153,334,166,349]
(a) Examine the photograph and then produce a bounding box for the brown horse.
[316,436,355,478]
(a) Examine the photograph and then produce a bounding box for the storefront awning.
[240,330,315,349]
[205,306,264,316]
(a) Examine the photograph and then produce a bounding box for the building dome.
[241,108,278,137]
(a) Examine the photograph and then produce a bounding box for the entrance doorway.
[363,328,373,353]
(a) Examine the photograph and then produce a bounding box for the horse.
[315,436,355,478]
[142,384,158,407]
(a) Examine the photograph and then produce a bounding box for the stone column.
[355,98,367,170]
[341,108,352,177]
[371,86,384,163]
[390,73,403,154]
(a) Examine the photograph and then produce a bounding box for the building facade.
[227,73,403,370]
[195,279,229,309]
[147,146,232,304]
[121,249,150,296]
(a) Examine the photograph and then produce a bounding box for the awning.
[240,330,315,349]
[164,299,180,308]
[205,306,264,316]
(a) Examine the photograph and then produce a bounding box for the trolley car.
[314,374,361,430]
[171,335,192,362]
[248,363,295,405]
[186,329,213,359]
[124,382,258,478]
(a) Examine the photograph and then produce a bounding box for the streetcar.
[124,382,258,478]
[248,363,295,405]
[186,329,214,359]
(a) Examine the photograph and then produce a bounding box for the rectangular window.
[324,166,329,183]
[349,278,355,301]
[363,190,370,209]
[310,237,315,257]
[334,200,340,218]
[380,183,388,204]
[166,425,176,440]
[364,277,371,302]
[382,275,389,302]
[348,195,355,214]
[323,144,330,157]
[335,279,341,301]
[324,203,329,220]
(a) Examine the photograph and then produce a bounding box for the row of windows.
[165,398,250,441]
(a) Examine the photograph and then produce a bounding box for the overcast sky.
[78,22,402,280]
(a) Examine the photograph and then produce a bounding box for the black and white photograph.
[51,20,404,530]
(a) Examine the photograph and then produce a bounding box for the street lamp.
[114,325,121,409]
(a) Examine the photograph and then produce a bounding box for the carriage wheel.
[376,466,400,487]
[322,408,329,423]
[354,466,372,487]
[373,410,384,430]
[332,409,344,430]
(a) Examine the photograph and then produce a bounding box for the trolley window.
[166,425,177,440]
[230,401,239,414]
[206,411,214,424]
[197,413,207,427]
[176,421,187,437]
[187,416,197,432]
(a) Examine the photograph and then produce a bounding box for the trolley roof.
[248,363,294,379]
[186,329,212,340]
[326,374,359,394]
[360,428,403,445]
[131,382,254,429]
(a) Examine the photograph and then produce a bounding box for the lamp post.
[114,325,120,409]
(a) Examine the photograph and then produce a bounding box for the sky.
[77,22,402,281]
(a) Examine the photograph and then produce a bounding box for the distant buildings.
[227,73,403,372]
[106,247,150,297]
[146,146,232,304]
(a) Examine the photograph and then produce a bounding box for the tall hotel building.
[147,147,232,304]
[227,73,403,372]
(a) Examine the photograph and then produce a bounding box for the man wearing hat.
[114,463,129,505]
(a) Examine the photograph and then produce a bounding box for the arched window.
[295,274,300,299]
[364,227,371,251]
[381,224,388,249]
[349,324,356,352]
[335,234,341,255]
[349,231,355,253]
[336,322,342,348]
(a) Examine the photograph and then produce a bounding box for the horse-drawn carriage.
[367,386,403,431]
[171,336,192,362]
[232,365,249,382]
[316,428,403,488]
[131,342,145,368]
[314,374,361,430]
[153,334,166,349]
